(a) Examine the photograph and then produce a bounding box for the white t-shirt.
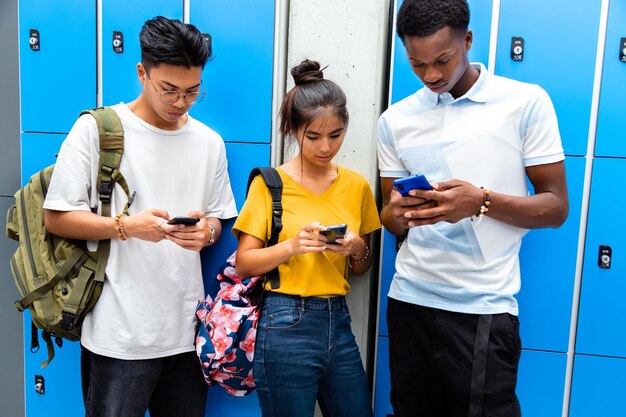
[44,103,238,359]
[377,64,564,315]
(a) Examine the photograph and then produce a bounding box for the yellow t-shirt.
[233,166,381,297]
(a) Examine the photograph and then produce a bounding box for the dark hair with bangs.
[279,59,349,142]
[140,16,212,72]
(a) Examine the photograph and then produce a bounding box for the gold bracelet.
[114,213,129,241]
[472,187,491,225]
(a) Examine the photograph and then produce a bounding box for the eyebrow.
[160,80,202,91]
[410,51,454,64]
[305,127,345,135]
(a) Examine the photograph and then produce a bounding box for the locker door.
[373,336,392,417]
[495,0,602,157]
[517,157,584,352]
[19,0,96,133]
[390,0,493,104]
[576,158,626,357]
[101,0,183,105]
[594,0,626,157]
[569,355,626,417]
[189,1,275,143]
[516,350,567,417]
[201,142,271,293]
[21,133,86,417]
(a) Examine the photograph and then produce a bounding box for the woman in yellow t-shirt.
[233,59,381,417]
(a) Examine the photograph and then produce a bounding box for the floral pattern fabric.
[195,251,262,396]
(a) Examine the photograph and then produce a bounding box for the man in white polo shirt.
[377,0,569,416]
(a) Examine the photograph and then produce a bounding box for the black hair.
[396,0,470,39]
[279,59,349,140]
[140,16,212,72]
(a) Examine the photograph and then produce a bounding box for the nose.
[424,66,443,84]
[172,93,188,108]
[319,137,331,153]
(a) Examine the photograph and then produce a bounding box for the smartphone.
[320,224,347,243]
[168,216,200,225]
[393,174,433,196]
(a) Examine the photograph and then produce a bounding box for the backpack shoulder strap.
[246,167,283,289]
[80,107,133,215]
[79,107,132,284]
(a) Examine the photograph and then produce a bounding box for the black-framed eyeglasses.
[146,73,205,105]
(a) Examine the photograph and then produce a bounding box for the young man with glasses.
[43,16,237,417]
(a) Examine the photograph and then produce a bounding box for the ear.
[464,29,473,51]
[137,63,147,82]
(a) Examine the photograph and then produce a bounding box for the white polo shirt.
[377,63,564,315]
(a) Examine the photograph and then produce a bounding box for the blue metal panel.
[576,158,626,357]
[21,133,84,417]
[495,0,602,157]
[19,0,96,133]
[373,336,392,417]
[101,0,183,105]
[21,133,66,183]
[199,142,269,417]
[517,157,584,352]
[390,0,493,104]
[189,1,274,143]
[594,1,626,157]
[516,349,567,416]
[201,142,270,306]
[377,229,400,337]
[569,354,626,417]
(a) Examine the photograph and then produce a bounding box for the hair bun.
[291,59,325,86]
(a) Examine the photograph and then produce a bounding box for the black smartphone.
[392,174,433,196]
[168,216,200,225]
[321,224,347,243]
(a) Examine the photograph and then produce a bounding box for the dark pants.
[387,298,522,417]
[81,347,207,417]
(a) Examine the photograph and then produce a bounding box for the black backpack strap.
[246,167,283,289]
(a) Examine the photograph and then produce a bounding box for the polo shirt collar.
[423,63,492,106]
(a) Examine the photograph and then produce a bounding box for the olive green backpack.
[5,107,132,367]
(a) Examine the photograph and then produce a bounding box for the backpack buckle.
[272,201,282,218]
[99,181,112,203]
[60,312,76,330]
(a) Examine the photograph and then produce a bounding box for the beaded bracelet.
[114,213,129,241]
[351,246,370,263]
[472,187,491,225]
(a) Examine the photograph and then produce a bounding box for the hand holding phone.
[393,174,433,196]
[320,224,347,243]
[167,216,200,225]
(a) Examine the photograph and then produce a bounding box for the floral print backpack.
[195,167,282,396]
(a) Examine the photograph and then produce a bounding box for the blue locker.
[594,0,626,157]
[201,142,271,294]
[373,336,392,417]
[494,0,602,157]
[19,0,96,133]
[516,349,567,417]
[576,158,626,357]
[517,157,584,352]
[569,354,626,417]
[189,1,275,143]
[390,0,493,103]
[376,229,400,337]
[101,0,183,105]
[21,133,85,417]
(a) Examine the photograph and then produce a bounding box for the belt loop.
[300,297,305,314]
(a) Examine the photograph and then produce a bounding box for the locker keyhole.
[29,29,40,51]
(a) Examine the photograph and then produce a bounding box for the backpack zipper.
[19,188,38,279]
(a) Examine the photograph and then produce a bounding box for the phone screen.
[321,224,347,243]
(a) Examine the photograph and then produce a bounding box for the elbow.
[547,202,569,228]
[43,210,60,235]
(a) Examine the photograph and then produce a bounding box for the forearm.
[381,203,409,237]
[236,240,295,279]
[44,209,118,240]
[484,191,568,229]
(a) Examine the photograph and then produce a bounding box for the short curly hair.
[397,0,470,39]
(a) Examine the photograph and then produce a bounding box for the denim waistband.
[264,292,347,311]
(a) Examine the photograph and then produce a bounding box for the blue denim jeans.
[253,292,373,417]
[81,347,207,417]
